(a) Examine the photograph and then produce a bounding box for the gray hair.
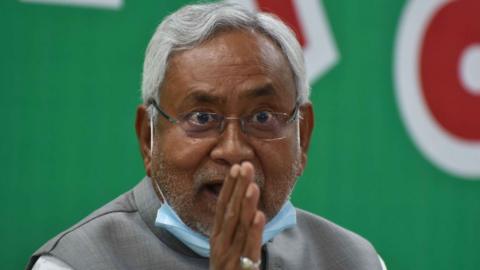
[141,2,309,108]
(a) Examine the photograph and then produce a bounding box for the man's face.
[146,29,311,235]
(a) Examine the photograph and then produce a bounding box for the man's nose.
[210,121,254,166]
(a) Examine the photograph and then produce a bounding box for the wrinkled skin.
[136,29,313,269]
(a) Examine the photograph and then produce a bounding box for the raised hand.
[209,162,266,270]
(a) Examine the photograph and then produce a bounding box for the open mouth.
[203,182,223,198]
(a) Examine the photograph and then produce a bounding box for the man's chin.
[179,203,216,237]
[192,220,213,237]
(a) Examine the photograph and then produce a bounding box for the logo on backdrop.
[395,0,480,179]
[22,0,338,81]
[227,0,339,82]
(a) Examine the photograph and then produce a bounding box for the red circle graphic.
[420,0,480,141]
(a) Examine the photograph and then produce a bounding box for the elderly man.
[28,3,385,270]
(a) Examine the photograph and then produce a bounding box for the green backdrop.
[1,1,479,269]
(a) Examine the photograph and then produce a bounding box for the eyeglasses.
[149,99,299,140]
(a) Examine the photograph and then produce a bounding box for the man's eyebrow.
[181,84,277,105]
[182,90,225,105]
[240,84,277,99]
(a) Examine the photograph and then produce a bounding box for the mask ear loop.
[150,105,168,205]
[150,109,154,157]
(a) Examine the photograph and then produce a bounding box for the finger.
[242,211,265,264]
[218,162,254,247]
[241,183,260,230]
[229,182,260,258]
[212,164,240,237]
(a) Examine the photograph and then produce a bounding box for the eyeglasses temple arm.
[148,99,179,124]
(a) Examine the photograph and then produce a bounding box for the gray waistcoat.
[27,177,382,270]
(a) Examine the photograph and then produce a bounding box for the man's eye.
[253,111,273,124]
[188,112,215,125]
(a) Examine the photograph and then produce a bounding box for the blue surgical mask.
[154,199,297,258]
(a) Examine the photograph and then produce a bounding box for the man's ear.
[135,105,153,177]
[298,102,314,175]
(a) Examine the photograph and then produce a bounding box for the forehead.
[159,29,296,109]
